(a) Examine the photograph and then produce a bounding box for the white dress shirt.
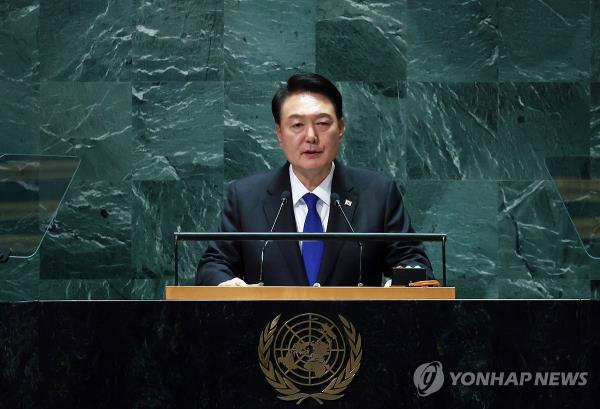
[289,163,334,249]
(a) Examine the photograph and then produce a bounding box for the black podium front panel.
[0,300,598,409]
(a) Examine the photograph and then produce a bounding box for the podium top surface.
[164,286,456,301]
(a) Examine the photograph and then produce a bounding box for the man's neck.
[291,163,333,191]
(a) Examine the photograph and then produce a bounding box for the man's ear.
[275,124,283,144]
[339,117,345,140]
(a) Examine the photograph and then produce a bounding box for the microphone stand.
[332,193,363,287]
[258,191,290,285]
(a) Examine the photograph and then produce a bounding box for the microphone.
[331,193,364,287]
[258,190,291,285]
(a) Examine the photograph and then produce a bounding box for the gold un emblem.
[258,313,362,404]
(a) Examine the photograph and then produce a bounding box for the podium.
[0,298,595,408]
[164,285,456,300]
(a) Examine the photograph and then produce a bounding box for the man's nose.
[306,124,317,143]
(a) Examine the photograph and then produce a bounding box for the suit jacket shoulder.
[230,168,277,195]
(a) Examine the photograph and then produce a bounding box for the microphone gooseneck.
[258,191,291,285]
[331,193,364,287]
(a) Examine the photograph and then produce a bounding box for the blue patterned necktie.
[302,193,324,286]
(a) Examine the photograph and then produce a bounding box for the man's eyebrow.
[286,113,333,119]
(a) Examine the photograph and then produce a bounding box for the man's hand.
[218,277,248,286]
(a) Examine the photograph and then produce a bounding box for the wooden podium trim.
[164,286,456,300]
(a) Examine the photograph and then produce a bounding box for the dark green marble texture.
[37,278,167,300]
[224,81,284,182]
[407,0,498,81]
[593,0,600,81]
[545,156,600,258]
[37,82,133,279]
[498,0,590,81]
[336,82,406,180]
[132,81,224,180]
[405,82,498,179]
[133,0,223,81]
[592,83,600,170]
[497,278,592,299]
[498,181,592,283]
[1,0,599,300]
[498,82,590,180]
[224,0,315,81]
[0,81,39,154]
[39,0,131,81]
[131,175,222,282]
[39,81,132,181]
[39,179,132,279]
[316,0,406,81]
[592,280,600,297]
[0,1,39,82]
[0,255,39,300]
[405,180,498,298]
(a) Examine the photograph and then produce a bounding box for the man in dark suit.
[197,73,431,286]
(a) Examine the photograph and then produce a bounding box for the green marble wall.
[1,0,599,300]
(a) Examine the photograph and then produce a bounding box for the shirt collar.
[289,162,335,206]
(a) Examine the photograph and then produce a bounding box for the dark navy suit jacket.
[196,162,432,286]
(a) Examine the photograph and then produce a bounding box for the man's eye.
[317,121,330,127]
[291,123,303,128]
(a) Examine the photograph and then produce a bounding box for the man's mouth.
[303,150,322,155]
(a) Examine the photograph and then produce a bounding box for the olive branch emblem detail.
[258,314,362,405]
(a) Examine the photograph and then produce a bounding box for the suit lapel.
[317,163,358,284]
[263,163,307,285]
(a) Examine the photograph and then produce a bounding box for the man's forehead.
[281,92,336,118]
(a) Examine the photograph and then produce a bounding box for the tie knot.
[303,193,319,209]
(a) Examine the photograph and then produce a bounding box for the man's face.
[275,92,344,181]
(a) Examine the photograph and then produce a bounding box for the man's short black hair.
[271,72,343,124]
